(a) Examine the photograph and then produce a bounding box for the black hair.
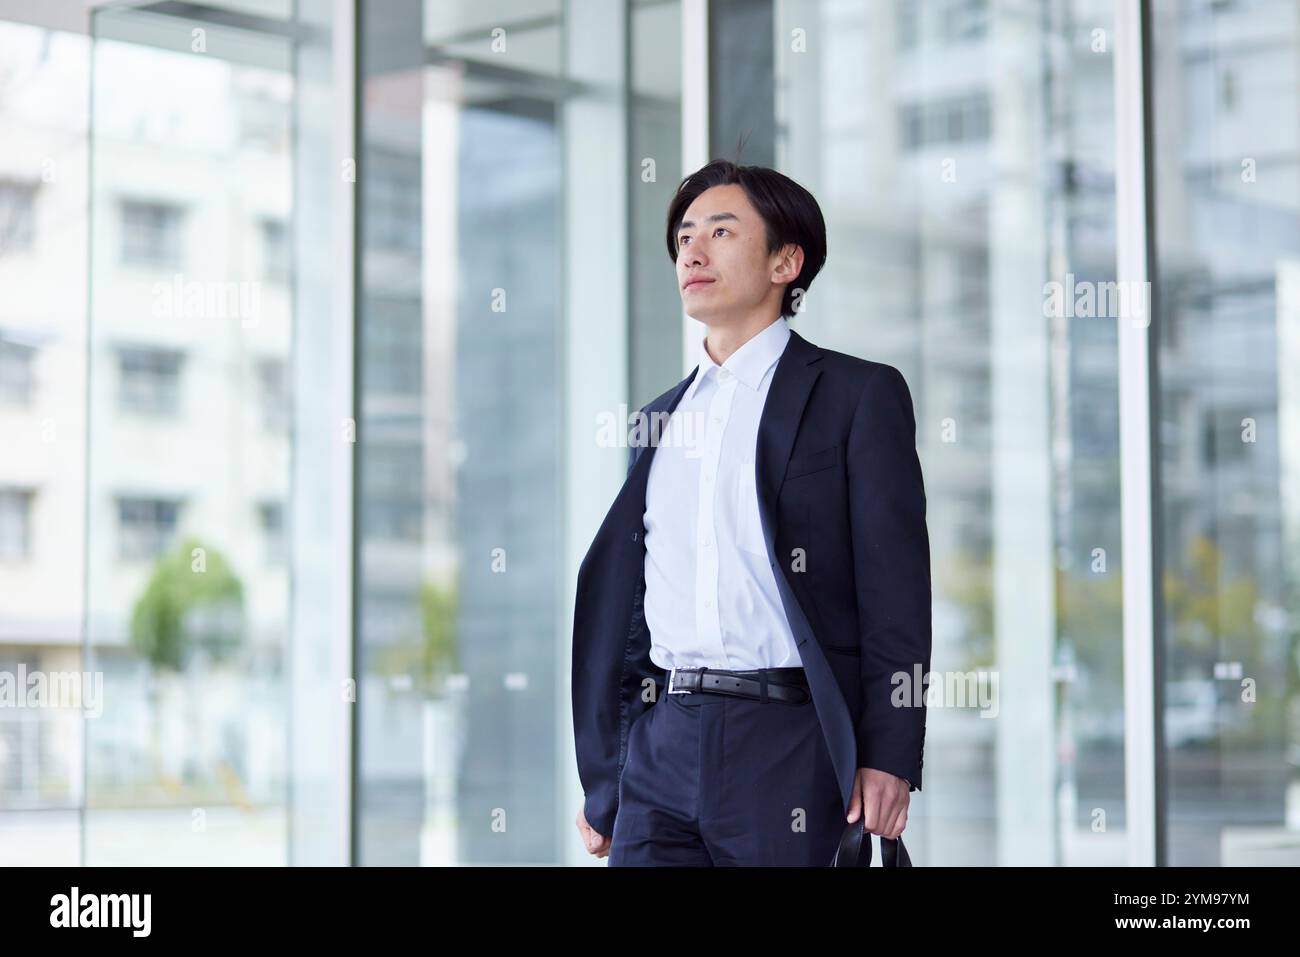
[665,159,827,320]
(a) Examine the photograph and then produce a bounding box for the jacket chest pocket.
[785,444,839,481]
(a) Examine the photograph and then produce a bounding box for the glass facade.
[761,0,1125,866]
[0,0,1294,867]
[355,0,682,865]
[1151,0,1300,866]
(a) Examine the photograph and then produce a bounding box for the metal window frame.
[1113,0,1163,868]
[680,0,709,373]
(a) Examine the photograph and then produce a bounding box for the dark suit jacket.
[572,327,932,839]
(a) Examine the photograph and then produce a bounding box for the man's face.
[674,183,798,324]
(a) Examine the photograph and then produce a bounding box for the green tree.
[129,536,245,671]
[127,537,244,794]
[373,575,459,698]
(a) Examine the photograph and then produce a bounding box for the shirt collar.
[686,317,791,400]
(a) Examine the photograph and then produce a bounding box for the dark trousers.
[608,685,845,866]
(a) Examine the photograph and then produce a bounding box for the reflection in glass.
[84,10,293,865]
[358,0,681,864]
[1152,0,1300,866]
[767,0,1123,864]
[0,17,91,867]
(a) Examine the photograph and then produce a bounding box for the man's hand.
[846,767,909,839]
[575,807,611,858]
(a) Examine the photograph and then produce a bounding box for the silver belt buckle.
[667,666,693,694]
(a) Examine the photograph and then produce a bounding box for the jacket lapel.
[628,365,698,488]
[752,330,857,810]
[756,328,823,519]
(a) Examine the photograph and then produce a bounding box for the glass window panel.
[0,17,89,865]
[85,7,295,866]
[357,0,680,865]
[1151,0,1300,867]
[767,0,1122,864]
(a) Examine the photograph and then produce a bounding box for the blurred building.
[0,0,1296,867]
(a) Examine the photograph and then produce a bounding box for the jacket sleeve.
[572,539,629,840]
[573,408,654,838]
[845,364,931,791]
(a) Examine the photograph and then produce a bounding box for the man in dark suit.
[572,160,931,865]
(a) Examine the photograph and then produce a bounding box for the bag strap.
[830,820,913,867]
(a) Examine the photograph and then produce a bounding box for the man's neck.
[704,314,782,366]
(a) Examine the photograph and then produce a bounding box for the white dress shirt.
[642,316,803,672]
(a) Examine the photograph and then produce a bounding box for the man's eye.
[679,228,726,246]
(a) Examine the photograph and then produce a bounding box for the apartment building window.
[260,217,288,283]
[897,0,919,49]
[0,337,36,405]
[116,496,180,561]
[898,0,988,51]
[120,199,183,268]
[363,299,421,395]
[0,487,34,560]
[1201,408,1256,467]
[941,0,988,43]
[899,93,991,150]
[255,356,289,431]
[362,443,422,542]
[117,346,183,415]
[364,157,421,254]
[0,180,37,254]
[258,501,285,564]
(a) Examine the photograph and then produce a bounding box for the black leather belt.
[665,666,811,704]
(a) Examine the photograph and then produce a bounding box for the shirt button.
[704,598,712,608]
[719,368,731,380]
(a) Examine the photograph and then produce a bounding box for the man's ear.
[774,242,803,282]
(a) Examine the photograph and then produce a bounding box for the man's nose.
[682,244,707,267]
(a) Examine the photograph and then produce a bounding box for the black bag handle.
[830,820,913,867]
